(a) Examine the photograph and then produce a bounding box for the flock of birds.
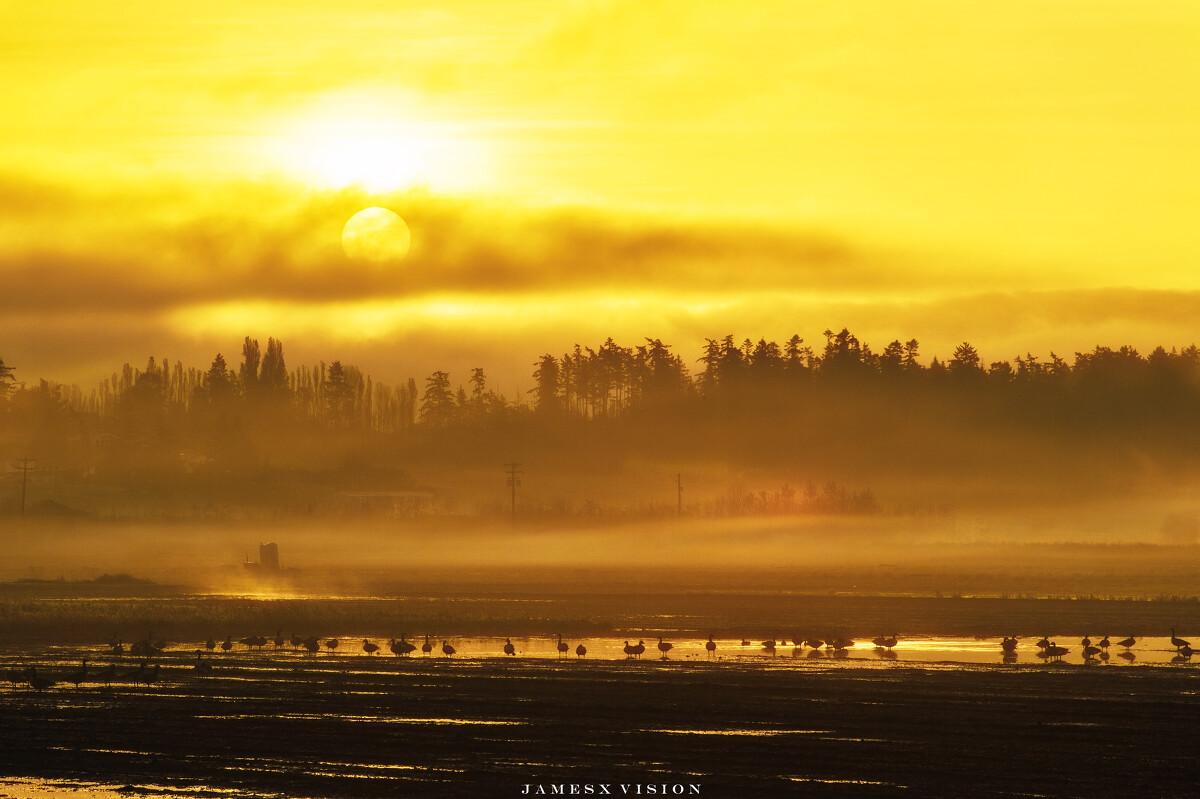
[1008,628,1197,664]
[4,628,1195,691]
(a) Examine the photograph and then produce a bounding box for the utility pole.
[504,462,522,524]
[676,473,683,516]
[13,457,35,517]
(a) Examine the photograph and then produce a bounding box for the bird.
[1034,636,1051,651]
[804,638,824,649]
[193,651,213,674]
[740,639,751,647]
[1083,645,1102,660]
[441,640,456,658]
[503,638,516,656]
[1179,644,1196,658]
[27,667,55,691]
[556,634,569,659]
[623,640,635,658]
[205,638,216,652]
[1171,628,1191,652]
[421,635,433,656]
[1001,636,1018,653]
[1045,642,1069,661]
[220,636,233,653]
[274,630,285,648]
[657,637,673,660]
[66,659,88,688]
[705,635,717,658]
[1117,635,1137,648]
[391,637,417,657]
[141,664,161,687]
[290,633,303,648]
[303,636,320,654]
[761,639,777,656]
[325,638,339,652]
[878,635,899,650]
[1081,635,1092,649]
[96,663,116,686]
[1098,635,1111,651]
[575,643,587,658]
[632,640,646,659]
[362,640,379,655]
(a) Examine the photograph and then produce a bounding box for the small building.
[245,542,281,573]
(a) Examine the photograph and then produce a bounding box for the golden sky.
[3,1,1200,385]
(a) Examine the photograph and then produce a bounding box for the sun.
[342,207,412,263]
[272,91,489,193]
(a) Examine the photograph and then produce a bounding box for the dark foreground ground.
[3,650,1200,798]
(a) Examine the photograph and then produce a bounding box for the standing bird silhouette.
[441,640,456,658]
[422,635,433,656]
[503,638,516,656]
[1170,628,1191,652]
[575,643,587,658]
[556,634,569,659]
[362,640,380,655]
[657,637,673,660]
[705,635,717,659]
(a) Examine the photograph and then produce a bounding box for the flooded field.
[4,594,1200,796]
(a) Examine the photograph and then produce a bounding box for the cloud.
[0,175,976,316]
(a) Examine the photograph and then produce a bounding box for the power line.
[504,462,522,524]
[13,457,35,517]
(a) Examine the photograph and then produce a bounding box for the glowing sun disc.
[342,207,412,262]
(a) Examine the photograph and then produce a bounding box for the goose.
[220,636,233,653]
[575,643,587,658]
[27,667,55,691]
[1179,644,1195,658]
[631,640,646,659]
[1034,636,1051,651]
[141,663,162,687]
[205,638,216,652]
[503,638,516,656]
[421,636,433,656]
[441,640,456,658]
[740,639,751,647]
[556,634,569,659]
[879,635,899,650]
[1001,636,1019,653]
[96,663,116,686]
[193,651,213,674]
[705,635,717,658]
[362,640,380,655]
[1116,636,1136,648]
[804,639,824,649]
[66,659,88,688]
[398,636,416,656]
[324,638,339,653]
[302,636,320,654]
[872,635,889,648]
[1083,645,1102,660]
[1098,635,1111,651]
[657,637,673,660]
[391,637,417,657]
[761,639,777,656]
[1081,635,1092,649]
[1170,628,1191,652]
[1045,642,1069,661]
[623,640,635,658]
